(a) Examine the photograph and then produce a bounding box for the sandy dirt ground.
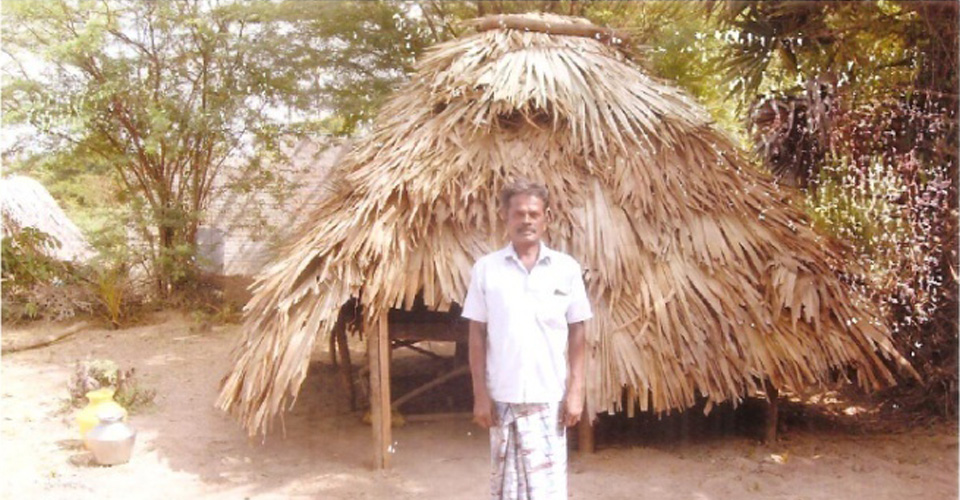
[2,312,957,500]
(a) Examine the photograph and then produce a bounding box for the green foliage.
[1,226,68,288]
[1,224,94,323]
[263,1,749,136]
[94,264,129,329]
[1,0,335,296]
[609,2,748,143]
[717,1,957,415]
[67,359,156,413]
[807,157,911,267]
[277,1,437,135]
[1,220,141,326]
[2,282,96,324]
[199,301,243,325]
[709,1,915,102]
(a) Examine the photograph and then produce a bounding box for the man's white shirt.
[461,242,593,404]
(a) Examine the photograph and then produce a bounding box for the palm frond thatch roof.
[217,13,913,437]
[201,136,351,277]
[1,175,95,263]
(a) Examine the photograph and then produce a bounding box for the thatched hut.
[218,13,913,455]
[1,175,95,262]
[198,136,350,277]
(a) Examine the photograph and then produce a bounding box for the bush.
[1,226,70,285]
[1,226,94,323]
[92,264,132,329]
[66,359,156,413]
[805,152,956,416]
[5,282,95,323]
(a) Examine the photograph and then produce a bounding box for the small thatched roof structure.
[1,175,95,262]
[218,13,913,437]
[199,136,350,277]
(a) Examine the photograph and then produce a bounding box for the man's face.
[502,194,550,247]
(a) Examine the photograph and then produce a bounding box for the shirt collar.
[503,241,553,266]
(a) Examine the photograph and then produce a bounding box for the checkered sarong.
[490,402,566,500]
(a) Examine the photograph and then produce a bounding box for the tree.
[2,0,320,296]
[273,0,443,135]
[0,0,758,296]
[710,0,958,415]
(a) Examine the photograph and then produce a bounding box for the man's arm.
[563,321,586,427]
[469,320,495,428]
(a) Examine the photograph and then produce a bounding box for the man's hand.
[469,320,495,428]
[564,321,586,427]
[473,392,496,428]
[562,392,583,427]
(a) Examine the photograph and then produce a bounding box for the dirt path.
[2,313,957,499]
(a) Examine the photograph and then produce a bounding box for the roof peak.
[468,13,629,47]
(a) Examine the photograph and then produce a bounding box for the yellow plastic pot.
[77,388,128,442]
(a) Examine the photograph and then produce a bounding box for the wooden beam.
[391,365,470,411]
[722,402,737,436]
[577,417,595,453]
[335,319,356,410]
[388,319,467,342]
[680,409,691,445]
[403,411,473,422]
[471,14,630,46]
[391,339,446,360]
[369,311,392,469]
[3,321,88,353]
[763,379,779,443]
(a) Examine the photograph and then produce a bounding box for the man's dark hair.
[499,179,550,210]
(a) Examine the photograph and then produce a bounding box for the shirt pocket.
[536,281,572,331]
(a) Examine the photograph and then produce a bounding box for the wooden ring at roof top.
[470,14,630,46]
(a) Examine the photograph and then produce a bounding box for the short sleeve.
[566,263,593,323]
[461,261,487,322]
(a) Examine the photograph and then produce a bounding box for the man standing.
[461,180,593,500]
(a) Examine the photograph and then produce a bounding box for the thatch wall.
[200,137,350,277]
[218,14,913,437]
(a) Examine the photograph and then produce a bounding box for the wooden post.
[709,403,722,437]
[369,311,392,469]
[680,409,691,445]
[578,417,595,453]
[664,412,678,442]
[763,379,779,443]
[722,402,737,436]
[337,325,355,410]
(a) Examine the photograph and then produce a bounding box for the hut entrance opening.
[327,296,470,469]
[329,297,471,415]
